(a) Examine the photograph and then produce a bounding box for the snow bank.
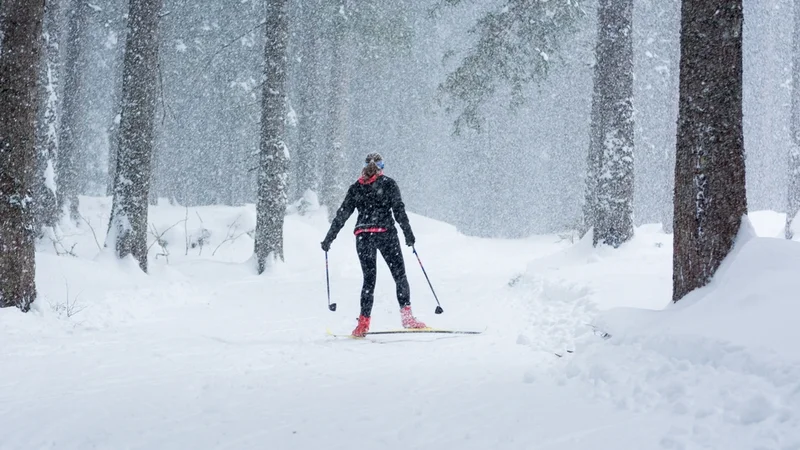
[595,218,800,358]
[543,215,800,449]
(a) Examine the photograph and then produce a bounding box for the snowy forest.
[3,0,787,307]
[2,0,800,448]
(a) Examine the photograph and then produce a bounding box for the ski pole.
[325,251,336,312]
[412,246,444,314]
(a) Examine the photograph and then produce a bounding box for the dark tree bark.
[56,0,88,222]
[320,0,350,214]
[673,0,747,302]
[788,0,800,239]
[107,0,162,273]
[0,0,46,311]
[254,0,290,274]
[33,0,61,230]
[583,0,634,248]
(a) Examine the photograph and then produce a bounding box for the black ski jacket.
[323,175,415,244]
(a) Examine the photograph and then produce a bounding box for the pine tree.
[33,0,61,230]
[294,0,324,200]
[320,0,350,213]
[107,5,128,198]
[0,0,46,311]
[56,0,88,222]
[583,0,634,248]
[634,0,680,234]
[673,0,747,302]
[788,0,800,239]
[107,0,162,273]
[254,0,290,274]
[438,0,585,133]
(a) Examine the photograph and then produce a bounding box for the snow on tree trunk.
[56,0,87,222]
[320,0,350,214]
[673,0,747,302]
[107,0,162,273]
[33,0,61,230]
[0,0,46,311]
[788,0,800,240]
[584,0,634,248]
[255,0,290,274]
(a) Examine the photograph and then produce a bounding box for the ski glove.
[321,239,332,252]
[405,234,415,247]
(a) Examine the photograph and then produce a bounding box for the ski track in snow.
[1,200,797,449]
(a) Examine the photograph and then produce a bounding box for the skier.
[321,153,427,337]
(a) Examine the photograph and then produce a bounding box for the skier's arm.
[323,186,356,245]
[390,180,415,246]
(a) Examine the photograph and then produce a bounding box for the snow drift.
[541,216,800,449]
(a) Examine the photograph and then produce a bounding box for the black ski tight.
[356,232,410,317]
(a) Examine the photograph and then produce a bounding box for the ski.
[326,327,485,339]
[365,327,484,336]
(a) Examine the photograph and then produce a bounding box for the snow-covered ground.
[2,197,798,449]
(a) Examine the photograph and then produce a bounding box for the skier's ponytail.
[362,153,384,179]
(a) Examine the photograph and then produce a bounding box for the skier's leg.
[356,233,378,317]
[379,233,425,328]
[377,232,410,308]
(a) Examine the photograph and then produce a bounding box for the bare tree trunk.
[106,111,121,196]
[255,0,290,274]
[33,0,61,230]
[654,0,681,235]
[0,0,46,311]
[320,0,350,214]
[56,0,87,222]
[107,0,162,273]
[106,4,128,197]
[659,71,678,235]
[659,56,680,235]
[788,0,800,239]
[673,0,746,302]
[295,0,322,200]
[584,0,635,248]
[580,85,602,239]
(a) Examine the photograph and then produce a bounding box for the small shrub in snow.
[212,214,253,256]
[189,228,212,255]
[49,282,86,318]
[41,226,78,257]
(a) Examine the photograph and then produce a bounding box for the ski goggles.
[365,160,385,170]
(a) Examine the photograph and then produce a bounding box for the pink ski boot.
[401,306,426,329]
[352,315,371,337]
